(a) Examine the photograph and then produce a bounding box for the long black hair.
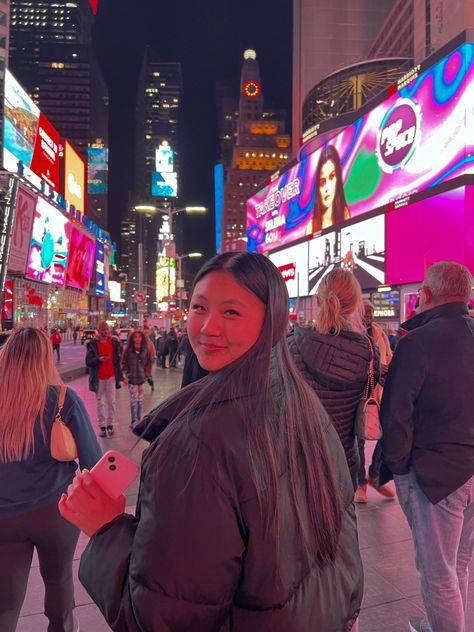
[313,144,349,229]
[145,252,344,566]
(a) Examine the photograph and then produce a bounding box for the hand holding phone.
[89,450,139,499]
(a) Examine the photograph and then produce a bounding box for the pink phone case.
[89,450,139,499]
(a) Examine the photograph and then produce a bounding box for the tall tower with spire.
[220,50,290,252]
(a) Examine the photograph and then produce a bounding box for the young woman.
[288,268,379,489]
[60,252,363,631]
[311,145,351,232]
[0,328,102,632]
[122,330,153,426]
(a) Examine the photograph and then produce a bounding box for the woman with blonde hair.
[0,327,102,632]
[288,268,379,488]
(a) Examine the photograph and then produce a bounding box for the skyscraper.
[221,50,290,252]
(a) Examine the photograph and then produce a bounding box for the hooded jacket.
[79,375,363,631]
[288,325,378,476]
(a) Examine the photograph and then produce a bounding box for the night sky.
[93,0,292,260]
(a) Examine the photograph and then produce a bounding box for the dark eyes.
[190,305,240,317]
[224,309,240,316]
[191,303,205,311]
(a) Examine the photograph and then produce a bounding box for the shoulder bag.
[50,385,78,461]
[355,336,382,441]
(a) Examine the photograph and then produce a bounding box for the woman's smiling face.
[187,271,265,371]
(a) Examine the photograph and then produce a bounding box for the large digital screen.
[307,214,385,293]
[156,141,174,172]
[247,43,474,254]
[95,241,105,296]
[4,70,60,192]
[269,241,309,298]
[8,184,37,274]
[27,197,69,285]
[386,186,474,284]
[64,141,86,215]
[156,253,176,303]
[65,224,95,290]
[151,171,178,197]
[214,163,224,253]
[87,144,108,195]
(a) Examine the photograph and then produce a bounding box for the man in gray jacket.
[381,261,474,632]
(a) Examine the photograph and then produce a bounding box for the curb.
[59,365,88,383]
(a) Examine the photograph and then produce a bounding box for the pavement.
[16,361,474,631]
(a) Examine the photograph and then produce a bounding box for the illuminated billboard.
[87,144,108,195]
[8,184,37,274]
[155,141,174,172]
[65,224,95,291]
[151,171,178,197]
[247,43,474,254]
[156,253,176,303]
[269,242,309,298]
[27,197,69,285]
[64,141,86,214]
[4,70,60,191]
[214,163,224,253]
[95,241,105,296]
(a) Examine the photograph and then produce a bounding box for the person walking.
[72,327,78,345]
[381,261,474,632]
[60,252,363,631]
[122,330,153,427]
[143,326,156,391]
[85,321,122,438]
[288,268,379,490]
[51,328,61,362]
[0,328,101,632]
[167,328,179,368]
[355,300,395,503]
[156,328,168,368]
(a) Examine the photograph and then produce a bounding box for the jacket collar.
[402,301,469,332]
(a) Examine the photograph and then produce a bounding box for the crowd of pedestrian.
[0,254,473,632]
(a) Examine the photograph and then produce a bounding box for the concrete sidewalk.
[16,367,474,631]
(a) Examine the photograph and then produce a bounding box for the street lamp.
[175,252,202,311]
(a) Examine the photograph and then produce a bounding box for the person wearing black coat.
[60,252,363,631]
[288,268,379,489]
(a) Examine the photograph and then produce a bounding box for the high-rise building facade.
[292,0,395,152]
[221,50,290,252]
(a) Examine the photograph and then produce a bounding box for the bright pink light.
[89,0,98,14]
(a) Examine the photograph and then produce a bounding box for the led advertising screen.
[306,214,385,292]
[214,163,224,253]
[95,241,105,296]
[156,253,176,303]
[151,171,178,198]
[27,197,69,285]
[8,184,37,274]
[269,241,309,298]
[87,144,108,195]
[3,71,60,192]
[156,141,174,172]
[247,43,474,254]
[64,224,95,290]
[386,186,474,284]
[64,141,86,214]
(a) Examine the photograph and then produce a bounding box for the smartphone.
[89,450,139,499]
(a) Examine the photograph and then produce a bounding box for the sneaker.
[107,425,115,437]
[409,617,431,632]
[354,484,368,503]
[99,427,107,438]
[368,475,396,499]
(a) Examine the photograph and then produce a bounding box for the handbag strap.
[364,336,376,399]
[56,385,67,421]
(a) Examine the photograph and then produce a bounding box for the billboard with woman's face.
[247,42,474,254]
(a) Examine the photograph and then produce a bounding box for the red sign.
[30,113,60,192]
[278,262,296,282]
[89,0,99,14]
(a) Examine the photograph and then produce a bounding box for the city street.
[15,362,474,631]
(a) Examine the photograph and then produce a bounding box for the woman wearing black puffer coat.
[288,268,379,489]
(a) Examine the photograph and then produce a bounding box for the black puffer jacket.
[79,376,363,631]
[288,325,379,476]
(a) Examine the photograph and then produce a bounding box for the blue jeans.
[395,469,474,632]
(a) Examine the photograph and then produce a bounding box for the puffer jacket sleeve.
[79,428,245,631]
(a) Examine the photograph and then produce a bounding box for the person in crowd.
[354,301,395,503]
[72,326,79,345]
[166,328,179,368]
[381,261,474,632]
[60,252,363,631]
[310,145,351,233]
[51,328,61,362]
[122,330,153,427]
[0,328,102,632]
[85,321,122,438]
[142,326,156,391]
[288,268,379,490]
[156,328,168,368]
